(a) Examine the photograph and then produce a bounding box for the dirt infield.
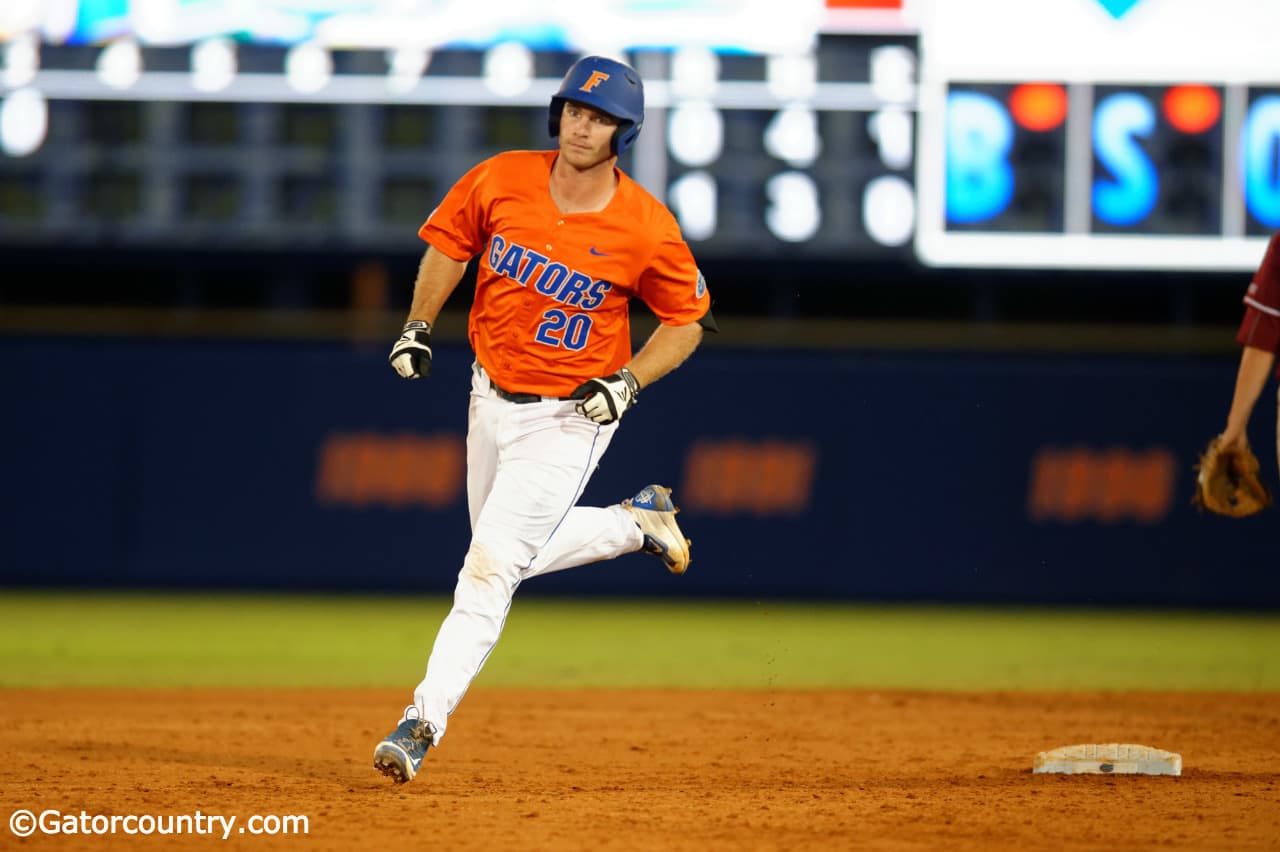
[1,689,1276,850]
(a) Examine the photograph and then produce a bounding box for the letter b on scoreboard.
[944,83,1068,232]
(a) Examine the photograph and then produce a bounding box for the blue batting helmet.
[548,55,645,156]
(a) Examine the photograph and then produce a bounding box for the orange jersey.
[420,150,710,397]
[1237,232,1280,377]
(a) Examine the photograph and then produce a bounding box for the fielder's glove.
[388,320,432,379]
[570,367,640,425]
[1192,436,1273,517]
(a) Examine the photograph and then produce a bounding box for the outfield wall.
[2,336,1274,606]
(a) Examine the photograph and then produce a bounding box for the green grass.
[0,591,1277,690]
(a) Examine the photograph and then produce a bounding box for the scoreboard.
[938,82,1280,235]
[0,1,919,263]
[915,0,1280,270]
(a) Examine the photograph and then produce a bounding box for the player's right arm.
[389,245,470,379]
[407,245,469,327]
[1221,232,1280,446]
[1221,345,1276,448]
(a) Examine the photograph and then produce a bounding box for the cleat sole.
[373,744,415,783]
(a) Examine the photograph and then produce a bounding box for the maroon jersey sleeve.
[1236,234,1280,375]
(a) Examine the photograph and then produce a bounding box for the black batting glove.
[570,367,640,425]
[389,320,433,379]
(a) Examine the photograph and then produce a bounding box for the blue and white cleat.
[622,484,692,575]
[373,707,435,784]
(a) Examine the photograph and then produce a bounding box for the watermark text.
[10,808,309,840]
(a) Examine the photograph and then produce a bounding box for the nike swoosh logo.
[589,247,610,256]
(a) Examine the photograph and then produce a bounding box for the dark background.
[0,244,1252,326]
[1,35,1272,607]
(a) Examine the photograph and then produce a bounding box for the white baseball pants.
[411,364,645,742]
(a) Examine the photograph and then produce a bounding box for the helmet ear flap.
[548,97,563,139]
[615,121,642,156]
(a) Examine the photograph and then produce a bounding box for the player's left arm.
[572,215,711,424]
[570,320,703,424]
[625,320,704,388]
[610,224,714,397]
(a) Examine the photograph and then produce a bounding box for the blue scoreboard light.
[1243,88,1280,234]
[914,0,1279,271]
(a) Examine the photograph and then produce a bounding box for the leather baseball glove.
[1192,437,1273,517]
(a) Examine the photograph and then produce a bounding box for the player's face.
[558,101,620,168]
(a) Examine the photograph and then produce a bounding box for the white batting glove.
[570,368,640,425]
[388,320,432,379]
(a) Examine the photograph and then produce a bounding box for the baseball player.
[1218,231,1279,475]
[373,55,717,784]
